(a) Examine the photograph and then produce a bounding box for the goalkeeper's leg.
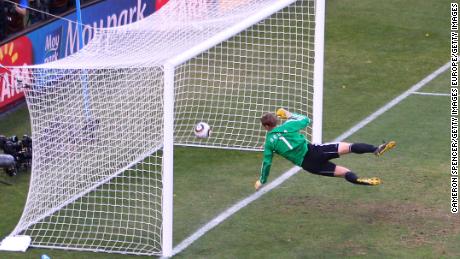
[335,141,393,185]
[334,165,381,186]
[338,141,396,156]
[301,143,384,185]
[302,161,381,186]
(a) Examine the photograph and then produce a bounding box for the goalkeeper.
[254,108,396,190]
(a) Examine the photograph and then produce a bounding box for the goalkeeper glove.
[254,180,263,191]
[276,108,291,119]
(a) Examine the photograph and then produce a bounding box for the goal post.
[313,0,325,144]
[162,62,175,257]
[0,0,324,257]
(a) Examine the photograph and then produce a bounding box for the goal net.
[0,0,324,257]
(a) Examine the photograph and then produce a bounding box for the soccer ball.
[194,122,211,138]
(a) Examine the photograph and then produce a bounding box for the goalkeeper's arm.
[277,108,310,131]
[276,108,292,119]
[255,148,273,190]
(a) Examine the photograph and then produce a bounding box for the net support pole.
[312,0,325,144]
[75,0,92,119]
[75,0,84,50]
[162,62,174,258]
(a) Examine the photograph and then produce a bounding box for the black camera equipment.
[0,134,33,177]
[0,153,16,176]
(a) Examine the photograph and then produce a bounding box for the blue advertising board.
[27,0,156,64]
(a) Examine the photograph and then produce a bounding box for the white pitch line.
[171,61,449,257]
[170,166,300,256]
[412,91,450,96]
[334,62,449,141]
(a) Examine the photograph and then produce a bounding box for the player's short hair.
[260,113,278,128]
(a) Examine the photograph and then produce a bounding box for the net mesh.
[174,0,315,149]
[7,0,317,255]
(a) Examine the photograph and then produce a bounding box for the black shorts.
[301,143,340,176]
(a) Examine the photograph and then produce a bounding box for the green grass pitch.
[0,0,455,258]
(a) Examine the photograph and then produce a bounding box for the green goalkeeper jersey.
[259,113,311,184]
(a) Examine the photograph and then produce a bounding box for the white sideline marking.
[335,62,449,141]
[171,61,449,257]
[412,91,450,96]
